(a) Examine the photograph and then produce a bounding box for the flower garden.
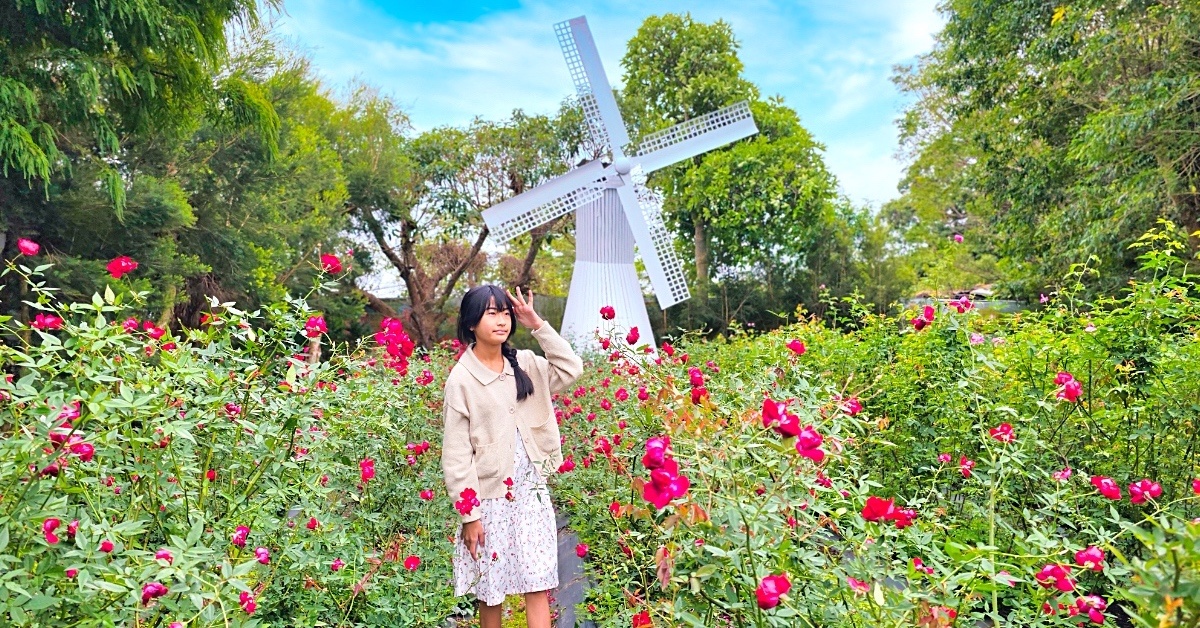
[3,229,1200,627]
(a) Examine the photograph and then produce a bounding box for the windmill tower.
[482,16,758,350]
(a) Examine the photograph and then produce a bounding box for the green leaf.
[90,580,127,594]
[23,595,56,610]
[693,564,718,579]
[187,519,204,546]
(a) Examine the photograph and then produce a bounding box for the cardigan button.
[508,407,514,414]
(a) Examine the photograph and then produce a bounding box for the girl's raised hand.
[507,287,544,330]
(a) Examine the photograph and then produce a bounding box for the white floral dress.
[453,428,558,605]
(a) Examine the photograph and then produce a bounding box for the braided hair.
[456,285,535,401]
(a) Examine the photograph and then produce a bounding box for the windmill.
[482,15,758,349]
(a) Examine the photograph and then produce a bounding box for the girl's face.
[470,298,511,347]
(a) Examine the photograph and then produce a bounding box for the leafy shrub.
[5,224,1200,627]
[0,260,458,626]
[556,225,1200,626]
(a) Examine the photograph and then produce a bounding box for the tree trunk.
[358,288,399,318]
[397,218,435,348]
[514,217,561,290]
[359,208,433,345]
[433,226,489,312]
[358,206,488,348]
[694,217,711,300]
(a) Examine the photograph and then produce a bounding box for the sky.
[274,0,945,208]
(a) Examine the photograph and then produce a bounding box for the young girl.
[441,285,584,628]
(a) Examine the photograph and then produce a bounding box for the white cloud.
[825,127,908,206]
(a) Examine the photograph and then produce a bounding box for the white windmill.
[482,15,758,349]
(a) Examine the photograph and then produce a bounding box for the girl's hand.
[462,520,485,561]
[507,287,545,330]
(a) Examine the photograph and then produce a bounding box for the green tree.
[622,14,850,331]
[171,47,357,334]
[337,93,586,346]
[5,31,362,339]
[0,0,272,214]
[622,13,758,298]
[894,0,1200,298]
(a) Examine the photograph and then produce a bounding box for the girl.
[441,285,584,628]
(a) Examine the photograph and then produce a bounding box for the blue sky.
[275,0,944,208]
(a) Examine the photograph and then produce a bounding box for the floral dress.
[452,428,558,605]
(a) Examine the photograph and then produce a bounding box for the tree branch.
[515,217,562,289]
[358,207,409,278]
[435,226,489,310]
[357,288,400,318]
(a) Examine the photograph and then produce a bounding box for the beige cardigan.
[440,323,584,523]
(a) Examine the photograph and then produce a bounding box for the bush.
[0,260,458,626]
[555,225,1200,626]
[5,224,1200,627]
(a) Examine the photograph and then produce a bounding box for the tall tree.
[6,30,363,337]
[894,0,1200,298]
[0,0,271,216]
[661,99,840,283]
[335,93,586,347]
[622,14,848,332]
[621,14,759,299]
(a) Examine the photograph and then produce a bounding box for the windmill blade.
[614,177,691,309]
[482,160,609,243]
[635,101,759,174]
[556,17,631,158]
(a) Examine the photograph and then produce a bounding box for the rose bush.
[4,224,1200,627]
[556,226,1200,626]
[0,258,462,626]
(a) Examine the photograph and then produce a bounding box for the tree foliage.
[0,0,272,211]
[894,0,1200,298]
[335,92,588,346]
[621,13,891,332]
[1,26,363,339]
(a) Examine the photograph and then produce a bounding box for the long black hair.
[456,285,534,401]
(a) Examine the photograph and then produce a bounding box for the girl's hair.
[457,285,534,401]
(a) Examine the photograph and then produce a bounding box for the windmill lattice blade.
[482,160,609,243]
[636,101,758,174]
[556,17,632,158]
[556,20,609,154]
[614,180,691,309]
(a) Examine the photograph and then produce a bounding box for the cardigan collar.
[460,344,514,385]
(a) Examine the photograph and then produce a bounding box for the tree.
[621,13,759,299]
[622,14,850,332]
[4,30,364,339]
[894,0,1200,298]
[0,0,272,215]
[170,46,359,334]
[662,99,840,284]
[335,93,586,347]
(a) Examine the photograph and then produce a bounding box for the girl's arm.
[440,382,481,524]
[508,287,584,393]
[530,322,584,394]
